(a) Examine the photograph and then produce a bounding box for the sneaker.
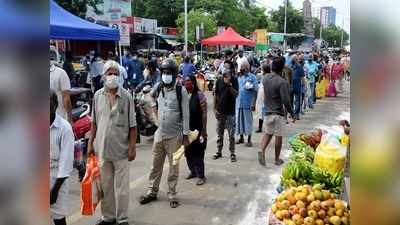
[118,222,129,225]
[196,178,206,186]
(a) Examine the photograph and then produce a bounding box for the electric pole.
[184,0,188,53]
[283,0,288,51]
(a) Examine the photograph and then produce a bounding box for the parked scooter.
[71,103,91,182]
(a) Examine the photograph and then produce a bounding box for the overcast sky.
[255,0,350,33]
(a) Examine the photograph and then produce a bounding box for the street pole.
[184,0,188,53]
[200,23,204,66]
[340,18,344,48]
[283,0,288,51]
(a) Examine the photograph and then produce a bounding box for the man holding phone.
[213,69,239,162]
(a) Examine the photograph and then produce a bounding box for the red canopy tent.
[201,27,256,46]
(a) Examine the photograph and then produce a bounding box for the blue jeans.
[308,82,315,109]
[293,91,302,119]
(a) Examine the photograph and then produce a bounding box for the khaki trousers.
[100,159,129,223]
[147,136,181,200]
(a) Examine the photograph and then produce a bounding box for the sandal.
[274,158,284,166]
[185,174,196,180]
[235,139,244,144]
[230,154,237,162]
[213,152,222,160]
[170,199,179,208]
[139,194,157,205]
[258,151,266,166]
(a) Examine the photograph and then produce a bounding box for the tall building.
[303,0,313,36]
[320,6,336,28]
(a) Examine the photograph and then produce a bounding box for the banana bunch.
[289,146,315,162]
[289,135,308,152]
[281,160,344,194]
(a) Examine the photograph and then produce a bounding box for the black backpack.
[156,83,183,119]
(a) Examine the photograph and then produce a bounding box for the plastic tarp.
[201,27,255,46]
[50,0,120,41]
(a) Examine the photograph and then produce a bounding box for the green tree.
[132,0,146,17]
[312,17,322,39]
[322,25,349,47]
[54,0,103,18]
[268,1,306,47]
[175,9,217,44]
[131,0,274,35]
[270,1,304,34]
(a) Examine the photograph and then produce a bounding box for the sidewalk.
[67,81,350,225]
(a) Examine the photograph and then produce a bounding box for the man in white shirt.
[236,50,248,73]
[50,90,74,225]
[50,59,72,123]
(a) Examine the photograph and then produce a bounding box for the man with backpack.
[139,58,190,208]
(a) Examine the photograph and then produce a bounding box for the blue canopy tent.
[50,0,120,41]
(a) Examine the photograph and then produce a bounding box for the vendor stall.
[201,27,256,46]
[50,0,119,41]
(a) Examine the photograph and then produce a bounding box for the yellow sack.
[316,81,325,98]
[314,134,347,175]
[322,78,329,96]
[172,130,199,165]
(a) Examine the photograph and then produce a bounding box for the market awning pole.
[201,44,203,66]
[119,41,123,65]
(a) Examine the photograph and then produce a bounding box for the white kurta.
[50,65,71,120]
[50,114,74,219]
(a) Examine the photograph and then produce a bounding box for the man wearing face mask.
[139,58,190,208]
[87,60,137,225]
[127,51,145,89]
[50,90,74,225]
[304,56,319,109]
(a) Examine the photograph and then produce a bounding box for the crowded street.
[50,1,350,225]
[64,82,349,225]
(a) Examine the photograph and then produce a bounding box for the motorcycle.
[71,103,91,182]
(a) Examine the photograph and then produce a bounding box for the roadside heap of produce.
[268,128,350,225]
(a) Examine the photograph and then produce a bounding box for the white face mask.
[132,56,138,60]
[105,75,119,89]
[162,74,173,84]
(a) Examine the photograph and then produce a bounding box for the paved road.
[67,81,350,225]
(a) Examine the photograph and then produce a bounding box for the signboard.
[86,0,132,23]
[255,29,267,44]
[256,44,269,50]
[270,34,284,42]
[86,0,132,45]
[133,17,157,34]
[119,23,130,46]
